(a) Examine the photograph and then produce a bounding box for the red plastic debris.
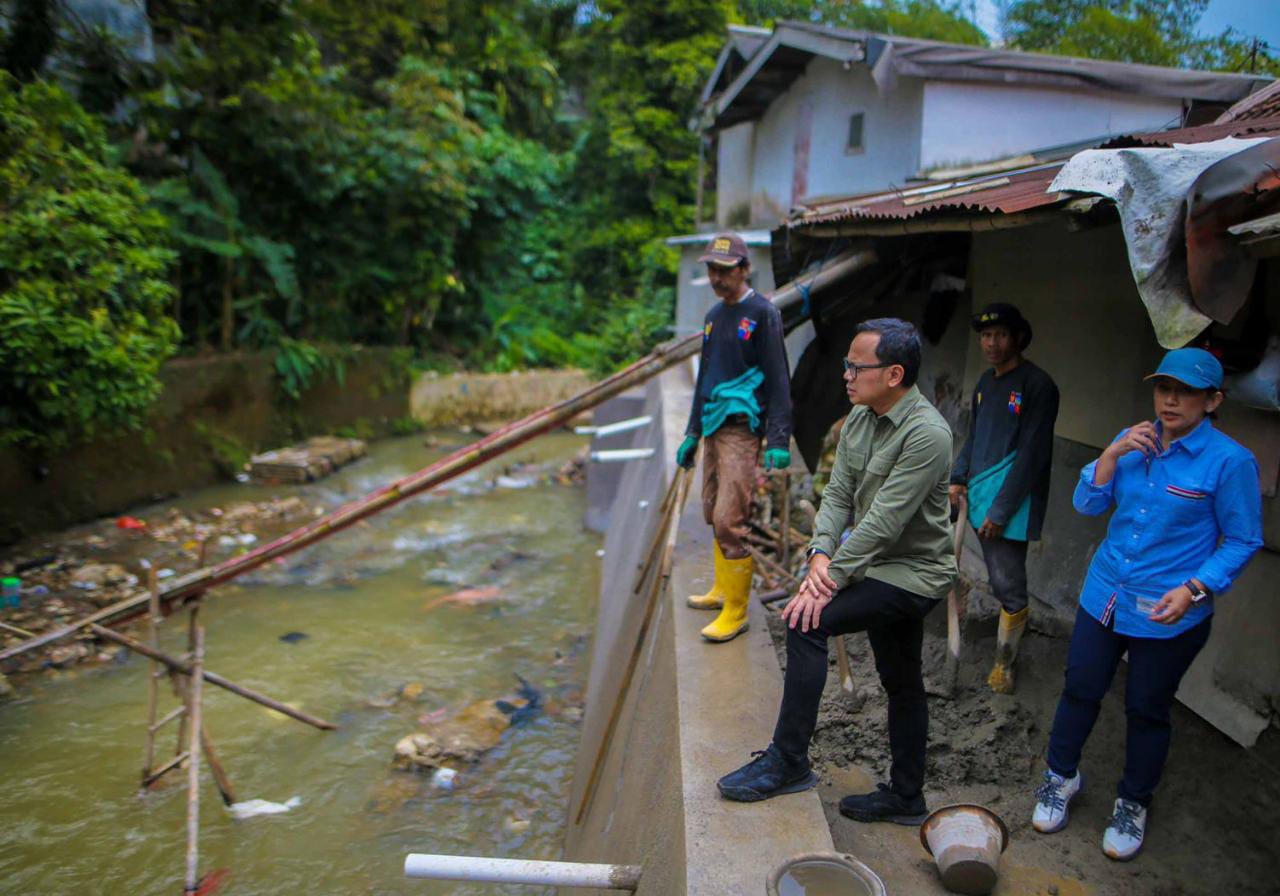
[192,868,230,895]
[115,516,147,531]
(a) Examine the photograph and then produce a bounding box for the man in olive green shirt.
[718,319,956,825]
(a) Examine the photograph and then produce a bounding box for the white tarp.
[1049,137,1267,348]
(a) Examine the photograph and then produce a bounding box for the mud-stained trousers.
[701,419,761,560]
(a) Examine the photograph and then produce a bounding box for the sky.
[973,0,1280,50]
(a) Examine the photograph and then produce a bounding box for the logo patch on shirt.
[1166,484,1208,500]
[703,322,713,342]
[737,317,757,341]
[1008,391,1023,415]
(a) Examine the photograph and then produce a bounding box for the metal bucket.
[919,804,1009,895]
[765,852,887,896]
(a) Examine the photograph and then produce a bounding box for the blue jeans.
[1047,606,1211,807]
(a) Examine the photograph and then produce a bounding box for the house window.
[846,113,864,154]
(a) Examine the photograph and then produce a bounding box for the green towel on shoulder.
[701,366,764,437]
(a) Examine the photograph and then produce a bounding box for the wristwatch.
[805,547,828,562]
[1183,580,1213,603]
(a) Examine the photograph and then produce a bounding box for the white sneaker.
[1032,769,1082,833]
[1102,798,1147,861]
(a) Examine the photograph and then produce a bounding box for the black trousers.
[978,535,1029,614]
[772,577,939,798]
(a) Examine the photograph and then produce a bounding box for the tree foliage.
[1,0,1276,452]
[1004,0,1280,74]
[0,74,178,453]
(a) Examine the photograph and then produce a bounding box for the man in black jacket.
[950,303,1059,693]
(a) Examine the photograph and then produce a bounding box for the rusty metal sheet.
[793,164,1066,225]
[1185,138,1280,323]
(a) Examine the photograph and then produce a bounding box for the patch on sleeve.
[1007,391,1022,415]
[737,317,757,341]
[703,322,713,342]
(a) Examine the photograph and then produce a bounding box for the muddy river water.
[0,433,601,895]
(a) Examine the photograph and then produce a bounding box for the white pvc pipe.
[404,854,642,890]
[574,415,653,437]
[589,448,655,463]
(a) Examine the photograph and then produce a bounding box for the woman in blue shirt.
[1030,348,1263,861]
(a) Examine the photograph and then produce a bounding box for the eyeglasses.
[841,359,893,379]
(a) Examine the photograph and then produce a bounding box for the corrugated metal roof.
[1099,116,1280,148]
[793,164,1067,225]
[791,118,1280,228]
[1217,80,1280,123]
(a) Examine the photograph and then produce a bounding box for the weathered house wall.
[919,81,1183,172]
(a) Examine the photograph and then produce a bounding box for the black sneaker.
[717,744,817,802]
[838,783,928,825]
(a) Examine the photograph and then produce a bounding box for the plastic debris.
[227,796,302,819]
[431,768,457,790]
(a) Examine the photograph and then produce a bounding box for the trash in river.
[424,585,503,611]
[393,683,541,772]
[227,796,302,819]
[156,568,176,579]
[70,564,134,591]
[431,768,457,790]
[191,868,231,896]
[115,516,147,531]
[278,632,309,644]
[503,814,531,834]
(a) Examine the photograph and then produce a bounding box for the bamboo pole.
[87,624,336,731]
[744,544,796,589]
[185,614,204,895]
[141,566,163,787]
[200,724,237,807]
[0,248,878,667]
[575,468,691,826]
[780,471,791,573]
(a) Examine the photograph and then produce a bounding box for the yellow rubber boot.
[687,541,727,610]
[701,553,753,642]
[987,607,1029,694]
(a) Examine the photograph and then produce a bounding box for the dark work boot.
[717,744,817,802]
[838,783,928,825]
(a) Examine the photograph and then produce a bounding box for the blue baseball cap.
[1145,348,1223,389]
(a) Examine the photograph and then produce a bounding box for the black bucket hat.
[972,303,1032,350]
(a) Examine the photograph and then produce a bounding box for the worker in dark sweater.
[676,232,792,643]
[951,303,1059,693]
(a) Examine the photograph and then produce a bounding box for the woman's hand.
[1105,422,1160,461]
[1149,585,1194,624]
[781,577,832,633]
[1094,422,1160,486]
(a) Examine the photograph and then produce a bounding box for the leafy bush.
[0,75,178,453]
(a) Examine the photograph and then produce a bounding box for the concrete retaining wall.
[0,348,410,543]
[564,366,834,895]
[410,369,592,426]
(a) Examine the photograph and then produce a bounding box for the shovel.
[942,494,970,696]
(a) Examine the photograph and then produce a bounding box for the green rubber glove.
[763,448,791,471]
[675,436,699,469]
